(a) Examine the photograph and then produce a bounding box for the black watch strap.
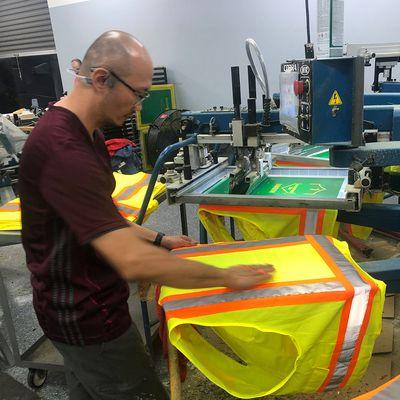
[153,232,165,246]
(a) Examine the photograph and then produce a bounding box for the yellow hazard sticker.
[328,90,342,106]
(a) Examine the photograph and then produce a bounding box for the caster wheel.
[27,368,47,388]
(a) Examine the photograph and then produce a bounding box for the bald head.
[80,30,152,80]
[69,31,153,129]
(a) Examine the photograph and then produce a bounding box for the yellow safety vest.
[345,191,384,240]
[159,235,385,398]
[0,198,21,231]
[198,204,337,242]
[111,171,165,223]
[0,172,165,230]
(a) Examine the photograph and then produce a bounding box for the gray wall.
[48,0,400,110]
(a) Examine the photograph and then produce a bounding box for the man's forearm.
[93,227,225,288]
[127,243,226,288]
[92,227,273,290]
[129,222,158,243]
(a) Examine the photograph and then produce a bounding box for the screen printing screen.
[206,175,345,200]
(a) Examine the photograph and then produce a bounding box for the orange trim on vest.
[305,236,355,392]
[316,210,326,234]
[165,291,350,321]
[113,202,140,211]
[298,210,307,234]
[319,299,353,392]
[346,223,354,235]
[114,207,139,218]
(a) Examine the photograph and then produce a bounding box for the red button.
[294,80,304,96]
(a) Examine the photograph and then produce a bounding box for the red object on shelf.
[105,138,136,156]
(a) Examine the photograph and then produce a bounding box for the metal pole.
[136,135,198,355]
[0,270,19,366]
[229,217,236,240]
[180,204,188,236]
[231,66,241,120]
[140,300,154,359]
[199,221,208,244]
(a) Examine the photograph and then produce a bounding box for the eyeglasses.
[90,67,150,105]
[66,68,79,75]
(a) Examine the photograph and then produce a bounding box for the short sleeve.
[40,139,129,244]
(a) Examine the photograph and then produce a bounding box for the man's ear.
[92,70,113,89]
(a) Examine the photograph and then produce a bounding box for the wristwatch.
[153,232,165,247]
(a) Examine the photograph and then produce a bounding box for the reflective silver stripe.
[116,204,139,217]
[311,236,372,391]
[0,204,20,211]
[304,209,319,234]
[172,235,306,256]
[114,176,150,201]
[373,377,400,399]
[163,281,345,312]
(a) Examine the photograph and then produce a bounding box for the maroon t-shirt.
[18,106,131,345]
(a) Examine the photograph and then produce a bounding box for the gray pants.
[52,324,169,400]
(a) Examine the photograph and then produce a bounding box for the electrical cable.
[245,38,270,99]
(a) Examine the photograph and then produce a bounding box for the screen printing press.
[142,46,400,299]
[148,54,400,232]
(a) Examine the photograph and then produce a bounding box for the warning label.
[328,90,342,106]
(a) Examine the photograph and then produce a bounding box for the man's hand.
[161,235,198,250]
[223,264,275,289]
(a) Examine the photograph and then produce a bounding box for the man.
[70,58,82,74]
[19,31,274,399]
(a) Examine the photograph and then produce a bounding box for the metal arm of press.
[136,134,198,225]
[345,43,400,92]
[135,134,198,357]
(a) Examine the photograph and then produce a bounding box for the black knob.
[303,80,310,94]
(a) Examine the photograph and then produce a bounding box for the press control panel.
[279,57,364,146]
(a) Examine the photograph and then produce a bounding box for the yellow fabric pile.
[0,172,165,230]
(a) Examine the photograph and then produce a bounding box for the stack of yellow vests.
[159,235,385,398]
[198,204,338,242]
[0,172,165,230]
[111,172,165,223]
